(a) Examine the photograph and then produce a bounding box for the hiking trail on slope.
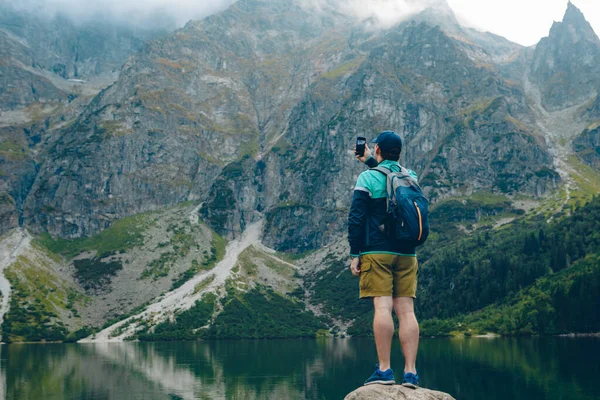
[82,220,267,342]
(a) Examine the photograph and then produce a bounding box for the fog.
[1,0,444,30]
[0,0,238,27]
[301,0,446,28]
[2,0,598,46]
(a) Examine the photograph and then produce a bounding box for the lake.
[1,337,599,399]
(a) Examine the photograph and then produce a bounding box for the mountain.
[530,1,600,111]
[0,4,170,113]
[23,0,558,246]
[0,5,172,237]
[1,0,600,342]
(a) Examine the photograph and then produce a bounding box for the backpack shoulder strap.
[371,166,392,177]
[370,166,395,211]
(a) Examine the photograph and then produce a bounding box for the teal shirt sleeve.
[408,169,418,183]
[354,172,372,197]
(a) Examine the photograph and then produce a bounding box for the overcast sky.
[448,0,600,46]
[3,0,599,47]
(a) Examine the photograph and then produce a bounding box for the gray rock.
[530,2,600,111]
[573,124,600,168]
[344,385,455,400]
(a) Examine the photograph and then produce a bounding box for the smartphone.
[355,137,366,157]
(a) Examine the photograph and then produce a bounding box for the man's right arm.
[364,156,378,169]
[356,143,378,169]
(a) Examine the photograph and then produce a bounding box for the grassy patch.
[0,257,74,342]
[141,251,178,280]
[468,191,512,207]
[194,274,216,294]
[36,213,152,259]
[566,155,600,207]
[155,57,184,70]
[167,229,226,288]
[321,57,365,80]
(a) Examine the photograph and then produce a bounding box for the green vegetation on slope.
[73,255,123,291]
[303,253,373,336]
[421,253,600,336]
[417,194,600,326]
[169,229,227,290]
[205,287,324,339]
[306,195,600,337]
[0,249,85,342]
[566,155,600,206]
[36,213,152,259]
[135,286,323,341]
[137,293,217,341]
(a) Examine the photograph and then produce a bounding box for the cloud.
[1,0,238,27]
[2,0,449,30]
[301,0,447,28]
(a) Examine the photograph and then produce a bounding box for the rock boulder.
[344,385,455,400]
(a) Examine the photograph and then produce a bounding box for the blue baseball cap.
[371,130,402,152]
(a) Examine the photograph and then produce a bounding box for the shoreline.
[3,332,600,345]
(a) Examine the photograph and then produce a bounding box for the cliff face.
[22,0,356,238]
[22,1,563,249]
[530,2,600,111]
[0,5,171,235]
[573,123,600,168]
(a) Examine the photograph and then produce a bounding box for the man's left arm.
[348,174,371,275]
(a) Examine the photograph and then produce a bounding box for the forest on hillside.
[308,195,600,337]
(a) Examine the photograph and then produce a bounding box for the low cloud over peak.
[2,0,451,30]
[1,0,238,28]
[301,0,450,28]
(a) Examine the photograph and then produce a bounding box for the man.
[349,130,420,387]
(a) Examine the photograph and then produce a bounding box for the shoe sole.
[364,380,395,386]
[401,383,418,389]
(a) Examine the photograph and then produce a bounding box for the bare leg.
[394,297,419,374]
[373,296,394,371]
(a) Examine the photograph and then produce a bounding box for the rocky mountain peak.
[411,0,459,29]
[550,1,600,44]
[530,1,600,110]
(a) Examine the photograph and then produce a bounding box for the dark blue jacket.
[348,158,418,257]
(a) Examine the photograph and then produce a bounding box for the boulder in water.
[344,385,455,400]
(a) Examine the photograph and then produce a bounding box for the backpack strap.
[371,166,395,212]
[372,165,412,179]
[371,166,392,177]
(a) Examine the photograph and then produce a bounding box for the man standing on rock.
[349,131,420,388]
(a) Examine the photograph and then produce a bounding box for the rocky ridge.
[530,1,600,111]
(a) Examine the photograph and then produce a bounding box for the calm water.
[1,337,599,400]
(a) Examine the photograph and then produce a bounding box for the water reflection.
[1,338,599,400]
[0,345,5,400]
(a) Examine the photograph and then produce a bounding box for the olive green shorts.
[359,253,418,298]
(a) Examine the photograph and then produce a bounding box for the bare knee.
[373,297,394,314]
[393,297,415,318]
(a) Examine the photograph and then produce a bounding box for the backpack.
[372,166,430,247]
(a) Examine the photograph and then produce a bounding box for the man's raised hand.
[354,143,372,164]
